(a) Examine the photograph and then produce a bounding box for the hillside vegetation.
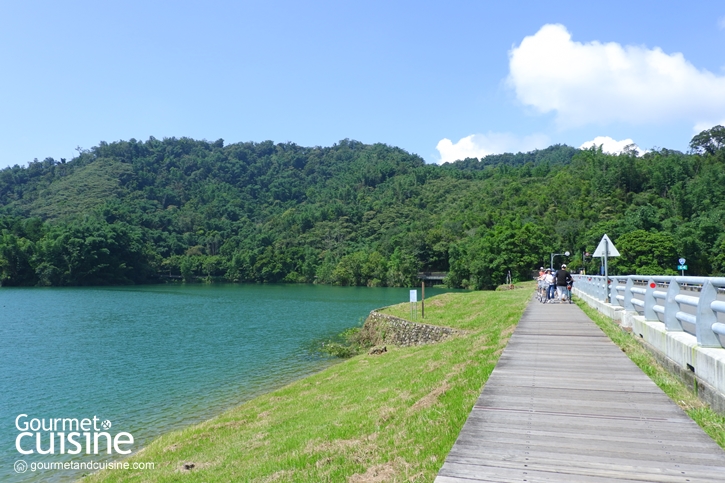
[1,126,724,288]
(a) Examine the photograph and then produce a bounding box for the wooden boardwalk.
[435,299,725,482]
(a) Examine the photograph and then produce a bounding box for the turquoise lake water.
[0,283,452,482]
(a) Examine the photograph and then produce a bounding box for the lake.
[0,283,452,481]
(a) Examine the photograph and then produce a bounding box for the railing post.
[610,277,620,306]
[644,278,657,320]
[593,277,599,300]
[624,278,635,311]
[598,277,603,299]
[696,281,720,347]
[664,280,683,331]
[597,276,603,303]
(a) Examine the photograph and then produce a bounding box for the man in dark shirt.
[555,264,573,303]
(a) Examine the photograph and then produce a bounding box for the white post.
[696,281,720,347]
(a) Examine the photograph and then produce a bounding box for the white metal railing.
[572,275,725,349]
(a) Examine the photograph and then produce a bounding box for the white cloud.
[579,136,645,155]
[507,24,725,129]
[435,132,549,164]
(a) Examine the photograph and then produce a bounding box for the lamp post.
[550,251,570,269]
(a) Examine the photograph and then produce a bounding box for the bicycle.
[566,283,573,304]
[557,283,574,304]
[536,279,548,303]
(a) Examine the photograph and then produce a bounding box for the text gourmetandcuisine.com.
[23,460,155,472]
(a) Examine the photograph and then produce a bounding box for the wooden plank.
[449,436,725,464]
[435,298,725,482]
[444,446,725,473]
[439,458,725,483]
[449,426,721,453]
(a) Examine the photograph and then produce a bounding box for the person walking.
[545,269,556,301]
[555,264,573,303]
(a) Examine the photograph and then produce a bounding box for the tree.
[690,125,725,155]
[0,234,36,286]
[468,221,549,290]
[610,230,677,275]
[387,247,418,287]
[34,219,154,285]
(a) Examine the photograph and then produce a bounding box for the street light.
[550,251,570,269]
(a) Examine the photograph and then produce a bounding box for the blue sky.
[1,1,724,169]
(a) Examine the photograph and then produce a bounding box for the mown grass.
[380,294,491,332]
[84,288,532,483]
[575,299,725,449]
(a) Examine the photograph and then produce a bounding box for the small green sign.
[677,264,688,270]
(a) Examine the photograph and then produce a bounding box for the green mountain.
[1,126,724,288]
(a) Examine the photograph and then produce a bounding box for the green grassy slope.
[84,288,531,482]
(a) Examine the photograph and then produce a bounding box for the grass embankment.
[85,288,531,483]
[575,300,725,449]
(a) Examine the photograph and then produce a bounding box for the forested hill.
[1,127,724,289]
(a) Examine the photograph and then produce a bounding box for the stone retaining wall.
[363,310,464,347]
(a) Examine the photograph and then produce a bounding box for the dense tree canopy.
[1,128,724,289]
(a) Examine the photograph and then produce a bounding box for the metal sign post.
[410,289,417,320]
[678,258,687,276]
[593,234,620,304]
[421,281,425,319]
[604,239,609,303]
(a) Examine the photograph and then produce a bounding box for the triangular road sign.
[593,234,620,257]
